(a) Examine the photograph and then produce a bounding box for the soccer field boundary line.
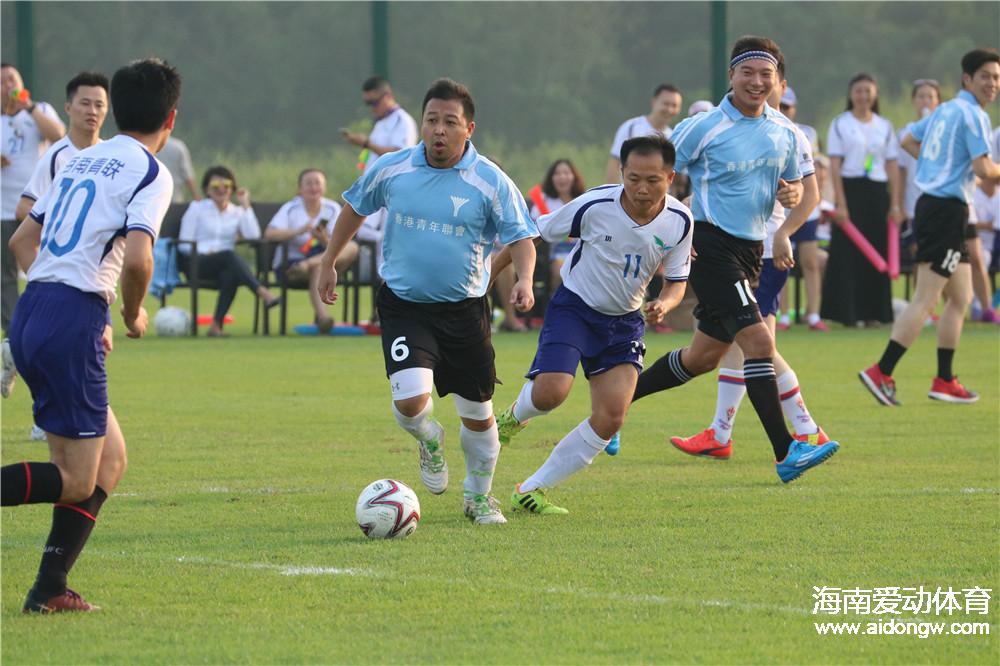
[542,586,810,616]
[174,556,372,577]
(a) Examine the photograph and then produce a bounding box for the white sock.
[512,380,550,423]
[460,424,500,496]
[776,371,819,436]
[391,399,439,442]
[778,313,791,326]
[520,419,608,492]
[711,369,745,444]
[807,312,821,326]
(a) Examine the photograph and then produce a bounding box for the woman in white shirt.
[822,73,903,327]
[264,168,359,332]
[178,165,279,336]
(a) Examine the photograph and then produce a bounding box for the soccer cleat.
[928,377,979,404]
[1,337,15,398]
[23,587,100,613]
[669,428,732,459]
[510,485,568,515]
[604,432,620,456]
[809,320,830,332]
[417,422,448,495]
[858,364,901,406]
[776,439,839,483]
[795,427,831,446]
[30,425,46,442]
[776,320,791,332]
[496,403,526,446]
[463,493,507,524]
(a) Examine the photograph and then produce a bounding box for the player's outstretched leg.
[497,375,572,446]
[392,396,448,495]
[929,265,979,404]
[454,396,506,525]
[670,344,746,459]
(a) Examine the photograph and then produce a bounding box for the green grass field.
[1,291,998,664]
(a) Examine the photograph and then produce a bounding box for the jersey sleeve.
[21,150,52,202]
[609,120,631,159]
[662,206,694,282]
[268,201,292,231]
[126,169,173,240]
[780,127,802,181]
[238,206,261,240]
[342,156,392,216]
[493,173,538,245]
[826,116,845,157]
[177,202,198,253]
[669,115,700,172]
[536,196,583,242]
[28,178,55,224]
[908,115,931,143]
[794,126,815,177]
[885,121,901,161]
[963,110,992,161]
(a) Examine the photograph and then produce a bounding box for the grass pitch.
[1,292,997,664]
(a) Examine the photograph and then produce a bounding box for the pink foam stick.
[887,222,900,279]
[841,219,888,273]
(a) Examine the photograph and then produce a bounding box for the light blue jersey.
[671,94,803,241]
[343,141,536,303]
[910,90,993,205]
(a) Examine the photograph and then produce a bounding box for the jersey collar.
[720,93,776,121]
[957,89,978,107]
[412,140,479,170]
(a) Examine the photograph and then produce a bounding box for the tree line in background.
[3,1,997,198]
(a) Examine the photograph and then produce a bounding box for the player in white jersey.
[670,60,834,459]
[0,58,179,614]
[493,136,692,514]
[605,84,682,184]
[1,72,109,421]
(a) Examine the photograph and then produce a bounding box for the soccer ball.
[154,306,190,337]
[355,479,421,539]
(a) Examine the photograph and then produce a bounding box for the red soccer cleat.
[795,426,831,445]
[859,364,901,406]
[23,587,100,613]
[669,428,732,459]
[928,377,979,404]
[809,320,830,332]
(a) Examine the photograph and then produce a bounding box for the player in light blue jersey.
[1,59,180,613]
[318,78,538,524]
[630,36,839,484]
[862,48,1000,407]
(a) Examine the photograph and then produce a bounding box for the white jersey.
[358,106,419,245]
[2,102,62,218]
[609,115,673,159]
[267,195,342,268]
[27,134,173,304]
[21,135,101,205]
[766,122,816,258]
[538,185,693,316]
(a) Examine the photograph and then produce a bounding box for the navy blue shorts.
[527,286,645,380]
[755,259,789,318]
[9,282,109,438]
[790,218,819,243]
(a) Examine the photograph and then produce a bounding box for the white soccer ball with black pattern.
[153,306,190,337]
[355,479,421,539]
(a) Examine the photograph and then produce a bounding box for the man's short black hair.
[620,135,676,170]
[422,78,475,122]
[66,71,109,101]
[653,83,681,98]
[362,76,389,93]
[0,62,14,70]
[961,48,1000,79]
[110,58,181,134]
[729,35,782,67]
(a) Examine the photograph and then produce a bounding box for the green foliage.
[1,302,998,663]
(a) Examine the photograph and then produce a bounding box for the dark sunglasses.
[364,91,388,107]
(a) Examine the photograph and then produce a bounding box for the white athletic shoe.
[30,425,46,442]
[418,422,448,495]
[463,493,508,525]
[1,338,16,398]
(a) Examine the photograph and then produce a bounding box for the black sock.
[743,358,792,460]
[937,348,955,382]
[633,349,694,402]
[34,486,108,597]
[1,462,63,506]
[878,340,907,376]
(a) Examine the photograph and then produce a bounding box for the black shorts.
[688,222,764,343]
[913,194,969,277]
[376,284,497,402]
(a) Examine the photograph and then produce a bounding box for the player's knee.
[59,474,97,504]
[394,395,429,418]
[591,411,625,439]
[683,348,721,376]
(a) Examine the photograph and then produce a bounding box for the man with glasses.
[340,76,418,272]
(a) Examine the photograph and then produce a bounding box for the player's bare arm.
[644,279,687,325]
[773,173,820,270]
[508,237,537,312]
[318,203,366,305]
[14,195,35,223]
[900,133,921,159]
[8,216,42,272]
[120,231,154,338]
[971,154,1000,182]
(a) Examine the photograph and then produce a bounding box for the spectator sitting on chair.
[264,168,359,333]
[178,165,280,337]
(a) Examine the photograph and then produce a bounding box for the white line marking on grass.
[960,488,997,494]
[544,586,809,616]
[175,556,370,577]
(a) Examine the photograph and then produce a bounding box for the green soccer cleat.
[510,484,568,515]
[496,402,526,446]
